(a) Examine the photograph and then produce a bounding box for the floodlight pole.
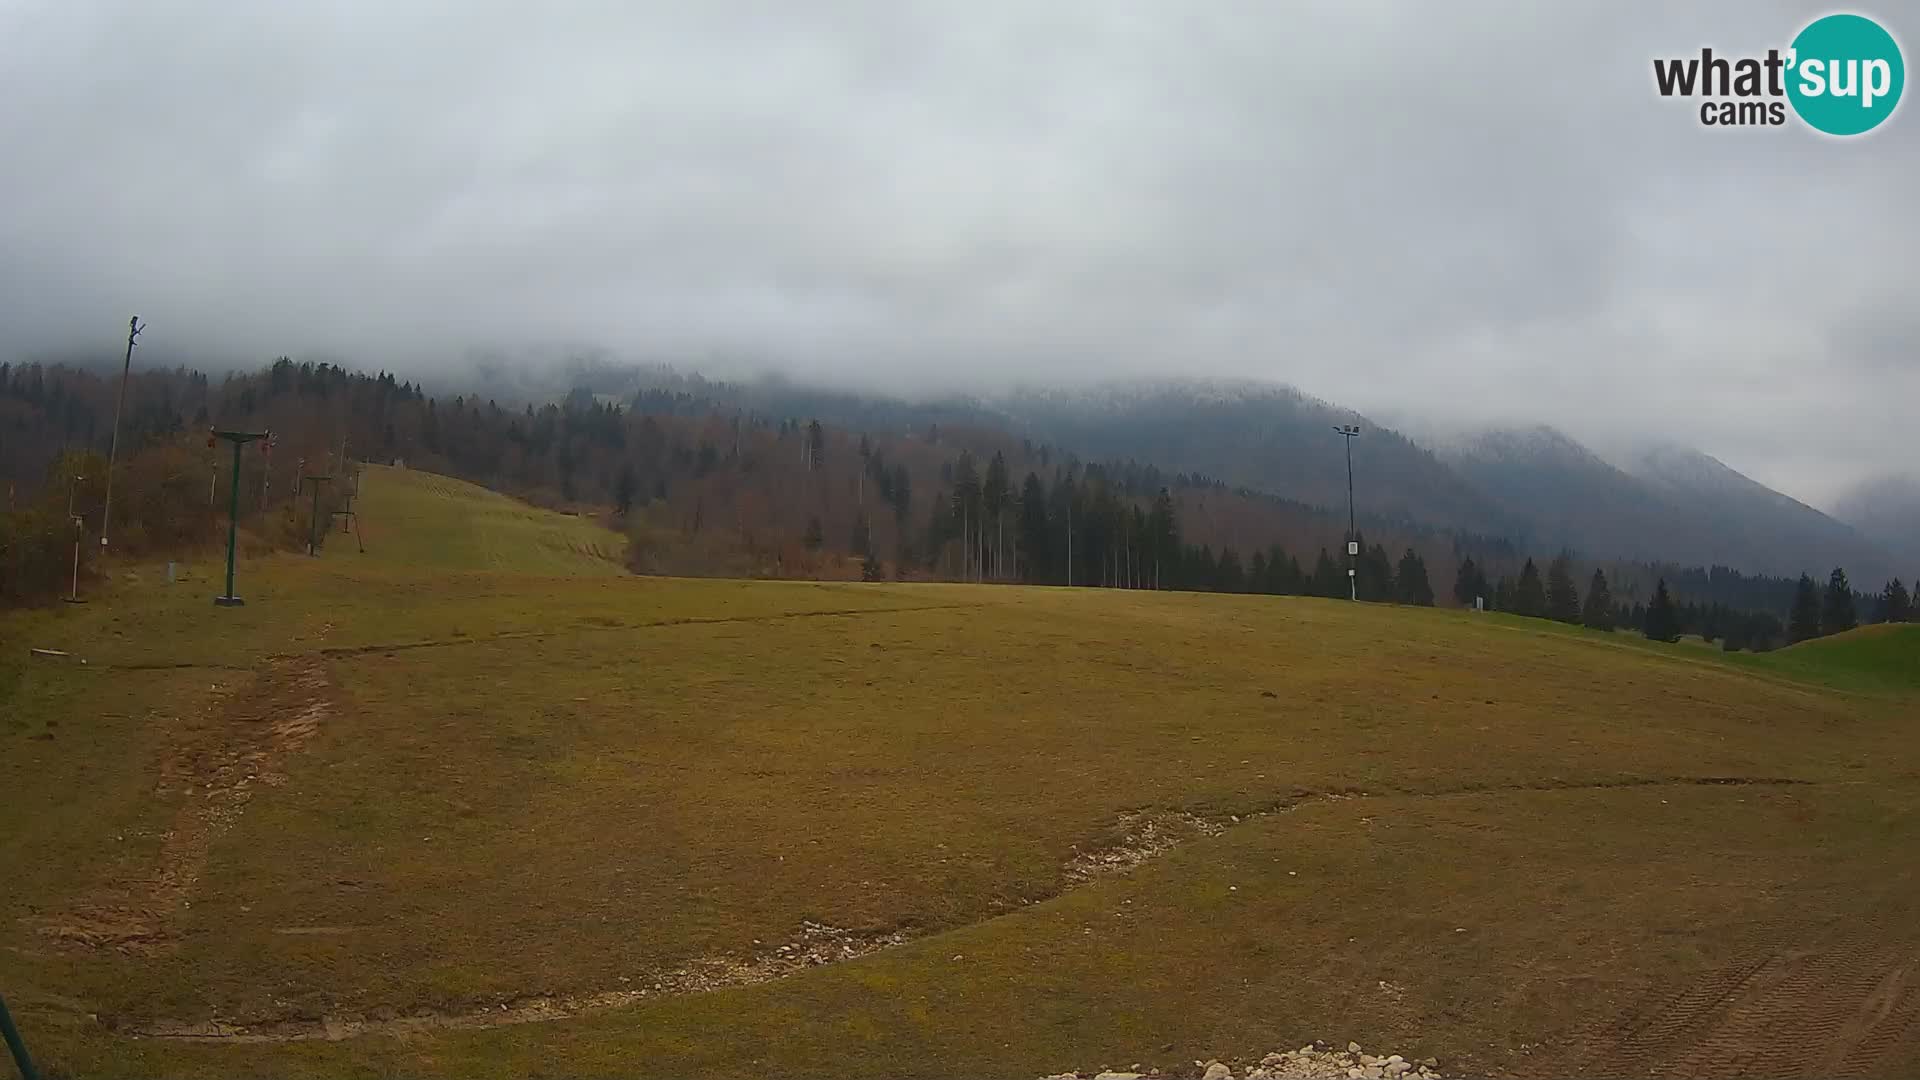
[1334,424,1360,601]
[99,316,141,553]
[212,429,267,607]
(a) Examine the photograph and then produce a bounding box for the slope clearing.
[349,465,627,576]
[2,468,1915,1080]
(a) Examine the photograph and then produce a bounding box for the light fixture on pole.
[1333,424,1360,601]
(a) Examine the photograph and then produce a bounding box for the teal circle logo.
[1786,14,1905,135]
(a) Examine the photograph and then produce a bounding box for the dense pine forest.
[3,357,1910,649]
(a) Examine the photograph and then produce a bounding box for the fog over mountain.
[1834,474,1920,571]
[3,1,1915,510]
[492,361,1902,582]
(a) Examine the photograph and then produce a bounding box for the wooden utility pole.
[99,315,141,552]
[260,431,275,505]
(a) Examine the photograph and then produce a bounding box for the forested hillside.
[467,360,1899,585]
[4,358,1908,648]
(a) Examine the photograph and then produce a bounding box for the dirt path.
[119,775,1822,1045]
[39,657,334,952]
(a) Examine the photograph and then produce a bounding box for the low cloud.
[2,0,1913,505]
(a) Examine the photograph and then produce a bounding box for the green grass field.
[3,467,1916,1079]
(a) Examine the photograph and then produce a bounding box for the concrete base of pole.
[214,595,246,607]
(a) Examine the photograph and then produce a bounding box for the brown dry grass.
[2,466,1914,1079]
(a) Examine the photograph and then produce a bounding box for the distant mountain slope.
[992,379,1514,535]
[1432,425,1694,560]
[1832,473,1920,572]
[1624,444,1895,581]
[548,360,1892,582]
[588,371,1510,533]
[1427,426,1895,581]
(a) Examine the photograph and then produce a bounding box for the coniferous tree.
[1190,545,1217,590]
[950,452,981,580]
[614,464,636,517]
[889,464,912,523]
[1545,552,1580,623]
[1311,549,1341,598]
[1259,545,1284,593]
[1878,578,1911,623]
[1822,567,1857,636]
[1643,578,1680,642]
[1018,473,1051,583]
[1789,574,1822,643]
[1514,558,1547,618]
[1581,568,1614,630]
[1217,548,1246,592]
[1145,488,1177,590]
[1493,576,1514,612]
[1360,540,1395,601]
[1273,547,1303,595]
[982,451,1010,580]
[1704,599,1735,641]
[805,419,825,470]
[1453,556,1486,607]
[1396,549,1434,606]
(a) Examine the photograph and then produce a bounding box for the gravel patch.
[1043,1040,1444,1080]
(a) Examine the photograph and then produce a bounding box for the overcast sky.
[2,1,1914,507]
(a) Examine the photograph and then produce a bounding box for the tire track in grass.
[96,602,990,670]
[1578,916,1920,1079]
[307,601,989,658]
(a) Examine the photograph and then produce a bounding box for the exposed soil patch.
[1043,1041,1445,1079]
[129,920,910,1042]
[117,774,1820,1044]
[1064,776,1810,885]
[1064,810,1226,882]
[38,658,334,953]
